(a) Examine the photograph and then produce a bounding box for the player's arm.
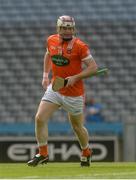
[77,55,98,79]
[66,55,98,87]
[42,50,51,90]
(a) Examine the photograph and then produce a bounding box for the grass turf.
[0,162,136,179]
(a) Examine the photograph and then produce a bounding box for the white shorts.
[42,84,84,115]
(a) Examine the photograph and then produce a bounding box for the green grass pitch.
[0,162,136,179]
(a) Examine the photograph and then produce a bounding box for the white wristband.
[43,72,48,78]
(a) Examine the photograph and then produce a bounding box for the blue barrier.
[0,121,123,136]
[86,122,123,135]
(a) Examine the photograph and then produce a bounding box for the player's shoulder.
[47,34,59,41]
[75,37,88,47]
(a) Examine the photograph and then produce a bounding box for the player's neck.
[62,38,72,41]
[59,35,75,42]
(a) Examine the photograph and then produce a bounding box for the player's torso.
[48,34,82,78]
[47,34,84,96]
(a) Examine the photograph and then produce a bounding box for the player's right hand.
[42,77,50,90]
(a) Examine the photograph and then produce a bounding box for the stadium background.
[0,0,136,162]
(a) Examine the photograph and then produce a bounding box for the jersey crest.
[51,55,70,66]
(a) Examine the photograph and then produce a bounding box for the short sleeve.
[44,37,50,53]
[78,41,92,60]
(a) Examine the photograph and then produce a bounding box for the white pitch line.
[85,171,136,177]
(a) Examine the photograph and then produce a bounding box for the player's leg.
[62,95,92,166]
[27,100,59,167]
[35,100,59,154]
[68,113,89,147]
[68,113,93,167]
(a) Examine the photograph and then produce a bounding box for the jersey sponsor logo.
[51,55,70,66]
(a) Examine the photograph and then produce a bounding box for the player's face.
[59,26,74,40]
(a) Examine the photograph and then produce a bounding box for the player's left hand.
[65,76,79,87]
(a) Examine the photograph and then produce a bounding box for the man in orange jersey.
[27,15,98,167]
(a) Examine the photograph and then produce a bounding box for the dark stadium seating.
[0,0,136,133]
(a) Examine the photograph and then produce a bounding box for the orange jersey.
[47,34,91,96]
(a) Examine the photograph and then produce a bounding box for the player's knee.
[35,113,44,124]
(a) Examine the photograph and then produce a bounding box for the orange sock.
[39,145,48,157]
[82,147,91,157]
